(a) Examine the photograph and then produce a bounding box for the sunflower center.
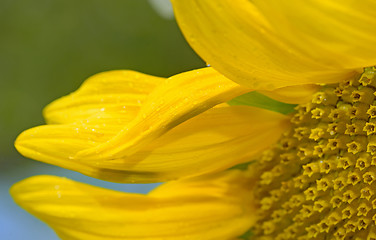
[252,67,376,240]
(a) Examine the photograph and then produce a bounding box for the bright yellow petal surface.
[75,67,250,160]
[98,105,290,182]
[260,84,321,104]
[11,170,256,240]
[16,104,290,183]
[44,70,164,124]
[17,68,278,183]
[171,0,375,90]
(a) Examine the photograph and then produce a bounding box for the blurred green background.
[0,0,204,239]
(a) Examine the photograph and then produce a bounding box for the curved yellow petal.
[44,70,164,124]
[97,105,290,182]
[75,67,250,160]
[16,105,290,183]
[260,84,321,104]
[171,0,373,89]
[11,170,256,240]
[253,0,376,69]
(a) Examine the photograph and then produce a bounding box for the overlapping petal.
[171,0,376,90]
[260,84,321,104]
[16,68,291,183]
[16,104,289,183]
[10,170,256,240]
[75,67,250,159]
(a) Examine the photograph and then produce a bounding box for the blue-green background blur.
[0,1,204,239]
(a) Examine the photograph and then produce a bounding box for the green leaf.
[238,229,253,239]
[229,161,255,171]
[228,91,296,115]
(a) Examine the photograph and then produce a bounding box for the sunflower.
[11,1,376,239]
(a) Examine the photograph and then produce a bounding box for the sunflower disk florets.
[253,67,376,240]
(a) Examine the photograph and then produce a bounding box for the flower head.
[252,67,376,239]
[10,1,376,239]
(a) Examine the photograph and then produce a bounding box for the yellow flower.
[10,1,376,239]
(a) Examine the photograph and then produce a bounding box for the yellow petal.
[44,70,164,124]
[253,0,376,69]
[75,67,250,160]
[98,105,290,182]
[16,68,257,182]
[11,170,256,240]
[16,105,289,183]
[260,84,321,104]
[171,0,372,90]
